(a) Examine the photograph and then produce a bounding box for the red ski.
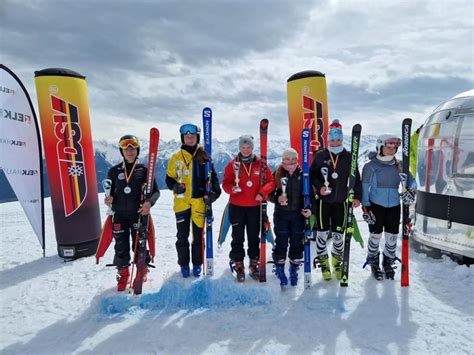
[131,127,160,295]
[259,119,269,282]
[401,118,412,287]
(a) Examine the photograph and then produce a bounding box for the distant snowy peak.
[94,135,379,166]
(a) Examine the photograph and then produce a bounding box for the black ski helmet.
[118,134,140,157]
[179,123,201,144]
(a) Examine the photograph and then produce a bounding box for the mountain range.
[0,135,379,202]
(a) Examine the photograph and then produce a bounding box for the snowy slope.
[1,192,473,355]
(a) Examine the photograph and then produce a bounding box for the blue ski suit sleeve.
[361,163,375,207]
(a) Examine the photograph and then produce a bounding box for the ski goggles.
[119,137,140,149]
[179,124,200,135]
[384,138,401,147]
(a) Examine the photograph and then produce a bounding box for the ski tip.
[203,107,212,116]
[260,118,269,127]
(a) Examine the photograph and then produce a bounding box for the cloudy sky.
[1,0,473,143]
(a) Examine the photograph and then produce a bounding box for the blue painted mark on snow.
[99,279,271,316]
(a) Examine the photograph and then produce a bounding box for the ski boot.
[382,254,398,280]
[249,258,259,280]
[116,266,130,292]
[274,263,288,287]
[230,260,245,282]
[318,255,332,281]
[331,254,343,280]
[364,252,383,280]
[193,264,202,277]
[289,261,299,286]
[181,265,190,278]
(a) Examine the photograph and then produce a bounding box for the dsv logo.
[302,95,325,151]
[50,95,87,216]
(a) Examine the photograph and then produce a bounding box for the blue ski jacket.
[362,152,416,208]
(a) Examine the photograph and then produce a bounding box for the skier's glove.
[401,189,416,205]
[362,206,376,225]
[203,191,219,204]
[173,183,186,195]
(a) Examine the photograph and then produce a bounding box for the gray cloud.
[1,0,472,142]
[329,76,474,113]
[1,0,314,70]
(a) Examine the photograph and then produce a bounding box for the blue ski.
[302,128,312,289]
[203,107,214,276]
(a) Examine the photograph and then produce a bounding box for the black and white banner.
[0,64,45,253]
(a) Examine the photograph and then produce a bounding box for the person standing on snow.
[104,134,160,291]
[166,123,221,278]
[310,120,362,281]
[361,134,416,280]
[222,135,274,282]
[268,148,312,287]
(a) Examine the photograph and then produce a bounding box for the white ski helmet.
[376,134,401,155]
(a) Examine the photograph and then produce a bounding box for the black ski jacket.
[310,148,362,204]
[268,166,314,212]
[107,160,160,215]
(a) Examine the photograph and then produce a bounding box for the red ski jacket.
[222,156,275,207]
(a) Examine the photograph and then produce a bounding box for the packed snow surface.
[1,192,472,354]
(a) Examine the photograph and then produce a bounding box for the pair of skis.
[300,124,362,289]
[340,119,412,287]
[95,129,159,295]
[205,116,269,282]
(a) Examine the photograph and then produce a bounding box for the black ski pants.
[112,213,150,268]
[229,204,261,262]
[175,208,203,267]
[318,200,347,233]
[272,209,305,262]
[368,202,401,234]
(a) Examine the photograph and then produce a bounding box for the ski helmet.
[179,123,201,144]
[376,134,401,155]
[118,134,140,157]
